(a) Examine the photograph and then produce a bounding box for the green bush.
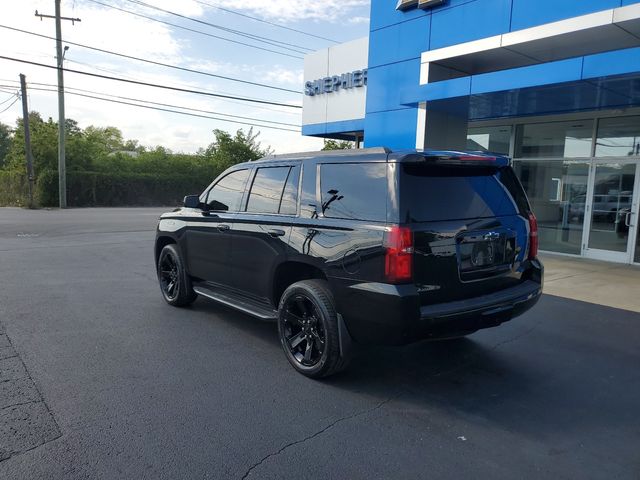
[34,170,214,207]
[0,170,29,206]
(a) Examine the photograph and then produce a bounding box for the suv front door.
[185,168,250,286]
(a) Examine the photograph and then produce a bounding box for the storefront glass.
[515,120,593,158]
[595,116,640,157]
[636,224,640,263]
[587,162,636,253]
[513,160,589,254]
[466,126,511,155]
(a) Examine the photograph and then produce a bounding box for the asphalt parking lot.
[0,207,639,479]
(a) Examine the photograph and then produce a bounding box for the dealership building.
[302,0,640,265]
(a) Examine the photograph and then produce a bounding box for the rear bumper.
[415,279,541,339]
[334,260,543,345]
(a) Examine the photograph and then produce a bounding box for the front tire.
[277,280,350,378]
[157,244,197,307]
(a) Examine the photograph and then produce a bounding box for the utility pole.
[19,74,35,208]
[35,3,80,208]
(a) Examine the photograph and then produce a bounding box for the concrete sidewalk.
[541,253,640,313]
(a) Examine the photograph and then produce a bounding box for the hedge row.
[0,170,214,207]
[0,171,29,207]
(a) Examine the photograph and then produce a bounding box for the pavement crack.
[240,395,397,479]
[0,399,41,411]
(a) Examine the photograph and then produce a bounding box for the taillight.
[528,212,538,260]
[384,226,413,283]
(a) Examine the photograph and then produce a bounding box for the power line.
[0,24,300,94]
[0,55,302,109]
[23,86,300,133]
[0,80,300,128]
[0,91,18,104]
[0,96,20,115]
[85,0,303,60]
[0,75,301,117]
[193,0,339,43]
[123,0,313,53]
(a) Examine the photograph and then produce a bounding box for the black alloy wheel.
[157,244,197,307]
[277,280,350,378]
[282,294,326,367]
[159,251,180,301]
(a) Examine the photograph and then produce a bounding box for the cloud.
[207,0,370,23]
[0,0,357,154]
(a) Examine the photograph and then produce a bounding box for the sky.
[0,0,371,154]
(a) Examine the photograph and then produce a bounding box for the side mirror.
[208,199,229,212]
[183,195,200,209]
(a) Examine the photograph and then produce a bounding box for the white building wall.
[302,37,369,127]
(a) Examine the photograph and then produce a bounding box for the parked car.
[155,148,543,378]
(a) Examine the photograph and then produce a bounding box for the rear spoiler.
[412,151,511,167]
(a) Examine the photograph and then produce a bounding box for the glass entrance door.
[583,161,640,263]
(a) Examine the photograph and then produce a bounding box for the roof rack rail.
[259,146,391,161]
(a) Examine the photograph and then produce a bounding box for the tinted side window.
[207,169,249,212]
[279,166,300,215]
[246,167,290,214]
[320,163,387,222]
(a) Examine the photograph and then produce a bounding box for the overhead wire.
[85,0,304,60]
[0,90,19,103]
[122,0,314,53]
[18,86,300,133]
[192,0,339,43]
[0,75,301,118]
[0,80,300,128]
[0,96,20,115]
[0,55,302,109]
[0,24,301,94]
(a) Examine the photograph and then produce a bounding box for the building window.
[466,126,511,155]
[595,116,640,157]
[515,120,593,158]
[513,159,589,254]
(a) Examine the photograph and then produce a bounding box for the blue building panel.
[364,108,418,149]
[429,0,512,50]
[366,58,422,113]
[400,76,471,104]
[302,118,365,137]
[471,57,584,94]
[510,0,621,31]
[369,0,430,32]
[582,47,640,79]
[304,0,640,153]
[368,16,430,68]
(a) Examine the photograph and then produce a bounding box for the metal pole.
[19,74,35,208]
[55,0,66,208]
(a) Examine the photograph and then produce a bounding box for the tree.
[83,126,124,154]
[4,112,58,172]
[204,128,271,172]
[0,122,12,168]
[321,139,354,151]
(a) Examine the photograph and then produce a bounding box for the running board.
[193,286,278,320]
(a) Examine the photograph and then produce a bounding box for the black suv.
[155,148,543,378]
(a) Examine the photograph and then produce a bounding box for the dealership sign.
[304,69,368,97]
[396,0,445,11]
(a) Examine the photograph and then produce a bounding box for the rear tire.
[157,244,197,307]
[277,280,350,378]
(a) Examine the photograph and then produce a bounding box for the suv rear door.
[231,164,301,305]
[398,157,532,305]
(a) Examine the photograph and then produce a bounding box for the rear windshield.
[400,164,529,222]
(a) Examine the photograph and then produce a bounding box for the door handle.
[267,229,286,237]
[217,224,231,232]
[625,211,633,227]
